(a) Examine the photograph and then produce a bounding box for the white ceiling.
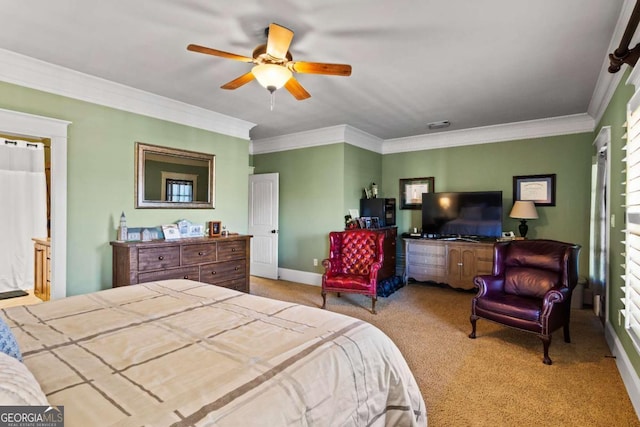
[0,0,628,143]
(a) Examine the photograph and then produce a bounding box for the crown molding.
[250,124,383,155]
[0,48,255,140]
[251,113,595,156]
[382,113,595,154]
[588,0,637,126]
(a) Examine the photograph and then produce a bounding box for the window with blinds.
[624,88,640,351]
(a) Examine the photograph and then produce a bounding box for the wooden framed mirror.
[135,142,215,209]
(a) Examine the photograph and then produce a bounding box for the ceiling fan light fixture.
[252,64,292,92]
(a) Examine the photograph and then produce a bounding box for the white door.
[248,173,279,279]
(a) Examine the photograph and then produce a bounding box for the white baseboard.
[277,268,322,287]
[605,322,640,419]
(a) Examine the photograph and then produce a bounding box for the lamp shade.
[252,64,292,92]
[509,200,538,219]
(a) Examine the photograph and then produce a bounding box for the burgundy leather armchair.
[322,230,384,314]
[469,239,581,364]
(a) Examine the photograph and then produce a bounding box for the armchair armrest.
[542,287,569,312]
[368,261,383,281]
[473,274,505,298]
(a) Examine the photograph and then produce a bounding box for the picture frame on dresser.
[399,177,435,209]
[209,221,222,237]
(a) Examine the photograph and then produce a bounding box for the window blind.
[625,88,640,351]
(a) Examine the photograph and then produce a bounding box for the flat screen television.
[421,191,503,238]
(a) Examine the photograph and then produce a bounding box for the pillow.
[0,352,48,405]
[0,315,22,361]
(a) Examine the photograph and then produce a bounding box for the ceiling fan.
[187,23,352,104]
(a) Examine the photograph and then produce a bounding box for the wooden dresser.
[404,238,494,290]
[111,235,252,292]
[33,238,51,301]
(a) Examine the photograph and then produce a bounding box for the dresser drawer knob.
[158,256,164,261]
[184,275,189,279]
[198,251,204,256]
[234,267,239,271]
[211,271,216,275]
[231,248,236,252]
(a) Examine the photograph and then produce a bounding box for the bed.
[1,279,426,426]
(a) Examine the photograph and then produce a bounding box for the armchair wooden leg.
[540,335,553,365]
[563,323,571,343]
[321,291,327,309]
[469,315,478,339]
[371,296,377,315]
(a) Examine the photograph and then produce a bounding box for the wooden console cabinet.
[404,238,494,290]
[372,227,397,283]
[33,238,50,301]
[111,235,252,292]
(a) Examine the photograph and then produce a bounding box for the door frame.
[0,108,70,299]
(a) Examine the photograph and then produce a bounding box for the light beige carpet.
[250,276,640,427]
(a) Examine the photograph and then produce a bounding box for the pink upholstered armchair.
[469,239,581,365]
[322,230,385,314]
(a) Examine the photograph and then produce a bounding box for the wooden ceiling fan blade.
[221,72,255,90]
[266,23,294,59]
[292,61,352,76]
[187,44,253,62]
[284,78,311,100]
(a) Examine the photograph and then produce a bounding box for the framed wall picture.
[399,177,435,209]
[513,174,556,206]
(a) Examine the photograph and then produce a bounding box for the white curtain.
[0,139,47,292]
[590,147,607,322]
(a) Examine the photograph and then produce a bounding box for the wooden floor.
[0,289,42,309]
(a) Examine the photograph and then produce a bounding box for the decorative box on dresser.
[111,235,252,292]
[404,238,494,290]
[33,238,50,301]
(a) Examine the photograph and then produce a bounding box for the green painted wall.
[252,144,346,273]
[0,81,249,296]
[344,144,382,213]
[383,134,594,278]
[595,68,639,373]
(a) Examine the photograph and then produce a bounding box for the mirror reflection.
[135,142,215,209]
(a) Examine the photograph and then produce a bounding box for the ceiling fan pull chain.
[270,90,275,111]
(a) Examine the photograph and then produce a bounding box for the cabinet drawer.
[408,242,445,255]
[182,243,217,265]
[217,240,246,261]
[138,266,200,283]
[212,278,248,293]
[200,260,245,285]
[408,264,446,281]
[138,246,180,271]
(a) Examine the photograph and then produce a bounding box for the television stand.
[403,238,494,290]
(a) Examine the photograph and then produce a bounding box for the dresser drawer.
[213,278,248,293]
[217,240,247,261]
[138,246,180,271]
[138,266,200,283]
[200,260,245,285]
[182,243,217,265]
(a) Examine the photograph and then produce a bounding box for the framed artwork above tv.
[399,177,435,209]
[513,174,556,206]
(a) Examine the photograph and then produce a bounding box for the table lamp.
[509,200,538,238]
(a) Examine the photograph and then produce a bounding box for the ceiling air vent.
[427,120,450,130]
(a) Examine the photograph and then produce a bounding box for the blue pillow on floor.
[0,316,22,362]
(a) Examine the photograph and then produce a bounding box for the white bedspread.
[2,279,426,426]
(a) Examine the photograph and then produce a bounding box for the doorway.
[0,108,70,299]
[248,173,279,279]
[590,126,610,324]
